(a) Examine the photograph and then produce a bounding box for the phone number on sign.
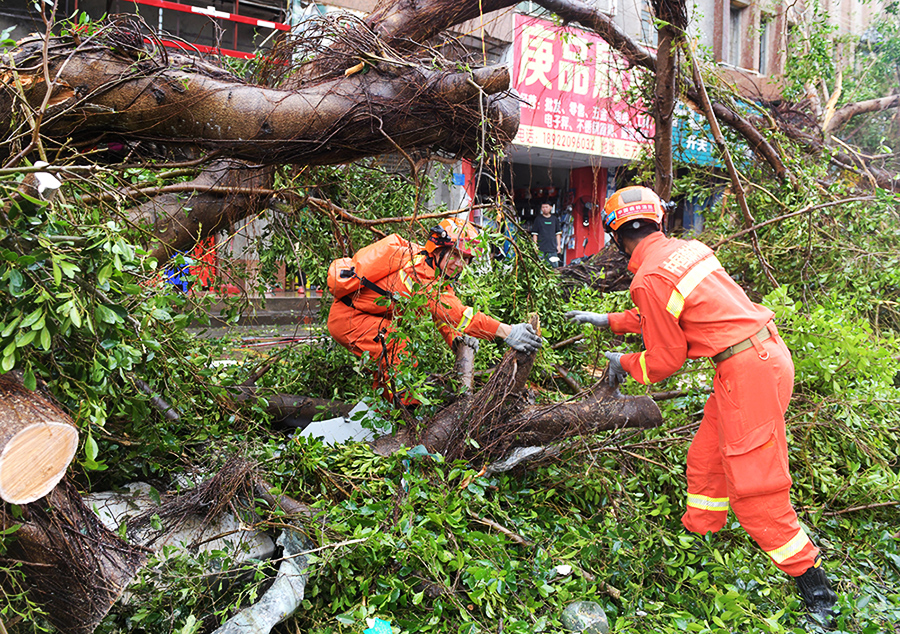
[541,130,597,151]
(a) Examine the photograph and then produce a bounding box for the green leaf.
[178,615,200,634]
[7,269,24,294]
[19,307,43,329]
[95,304,119,324]
[22,369,36,391]
[97,262,113,286]
[1,353,15,372]
[69,305,82,328]
[85,434,99,462]
[57,260,80,279]
[82,435,107,472]
[1,316,21,338]
[14,329,35,348]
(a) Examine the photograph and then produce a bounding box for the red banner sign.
[512,14,653,159]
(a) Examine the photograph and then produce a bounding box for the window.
[641,1,657,46]
[758,15,770,74]
[729,4,744,66]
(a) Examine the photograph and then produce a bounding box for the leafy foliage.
[3,6,900,634]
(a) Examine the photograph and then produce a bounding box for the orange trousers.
[327,300,409,399]
[682,327,819,577]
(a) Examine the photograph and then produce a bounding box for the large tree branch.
[369,0,790,182]
[823,93,900,136]
[781,123,900,192]
[4,35,518,165]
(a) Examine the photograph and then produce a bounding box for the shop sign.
[512,14,653,159]
[673,102,721,167]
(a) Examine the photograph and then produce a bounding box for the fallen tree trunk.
[371,316,663,460]
[2,26,518,167]
[0,479,149,634]
[0,374,79,504]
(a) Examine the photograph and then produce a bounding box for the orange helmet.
[426,218,481,257]
[602,186,666,232]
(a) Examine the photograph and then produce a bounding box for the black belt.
[711,324,772,364]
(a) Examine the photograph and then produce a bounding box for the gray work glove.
[453,334,480,354]
[504,323,543,353]
[604,351,627,388]
[565,310,610,329]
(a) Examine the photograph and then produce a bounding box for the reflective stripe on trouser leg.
[730,489,819,576]
[682,392,729,534]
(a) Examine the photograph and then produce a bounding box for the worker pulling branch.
[566,186,838,624]
[328,218,542,404]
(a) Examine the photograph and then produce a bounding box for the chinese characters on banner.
[512,14,653,159]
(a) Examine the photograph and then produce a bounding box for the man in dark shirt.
[530,203,562,267]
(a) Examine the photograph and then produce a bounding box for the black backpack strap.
[339,277,391,309]
[360,276,392,298]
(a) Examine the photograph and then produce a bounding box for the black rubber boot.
[795,563,838,626]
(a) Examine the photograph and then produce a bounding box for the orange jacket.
[340,249,501,347]
[608,232,773,384]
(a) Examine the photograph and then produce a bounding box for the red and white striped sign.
[132,0,291,31]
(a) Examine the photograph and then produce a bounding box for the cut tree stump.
[0,374,79,504]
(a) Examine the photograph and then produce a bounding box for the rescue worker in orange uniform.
[566,186,838,623]
[328,218,543,402]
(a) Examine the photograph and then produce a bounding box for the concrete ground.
[187,291,329,343]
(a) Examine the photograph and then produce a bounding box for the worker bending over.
[566,186,837,623]
[328,218,542,403]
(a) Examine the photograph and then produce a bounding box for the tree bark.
[3,35,517,167]
[370,317,663,459]
[0,374,79,504]
[653,23,676,203]
[823,93,900,136]
[0,480,149,634]
[125,160,276,262]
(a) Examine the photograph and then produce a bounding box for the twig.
[306,196,488,228]
[831,135,879,189]
[617,448,667,468]
[551,334,585,350]
[78,184,279,205]
[281,537,369,560]
[711,196,877,249]
[133,377,181,421]
[650,386,712,401]
[553,364,583,392]
[820,500,900,517]
[470,513,531,546]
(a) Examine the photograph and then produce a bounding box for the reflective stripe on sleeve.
[398,254,426,292]
[766,528,811,564]
[665,255,723,318]
[456,306,474,331]
[686,493,729,512]
[638,351,650,384]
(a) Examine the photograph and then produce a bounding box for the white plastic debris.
[84,482,276,562]
[31,161,62,201]
[298,401,389,445]
[484,445,560,474]
[213,530,310,634]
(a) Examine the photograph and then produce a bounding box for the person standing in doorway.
[531,202,562,268]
